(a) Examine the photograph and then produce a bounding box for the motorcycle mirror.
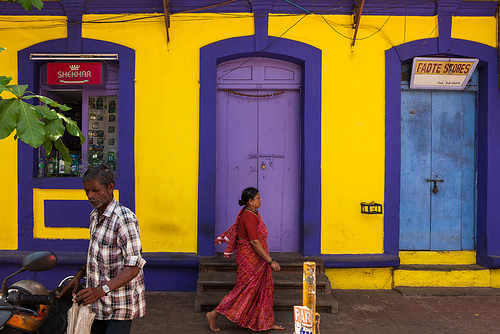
[22,251,57,272]
[2,251,57,300]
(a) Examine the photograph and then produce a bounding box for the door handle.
[426,179,444,193]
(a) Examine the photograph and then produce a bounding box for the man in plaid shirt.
[58,165,146,334]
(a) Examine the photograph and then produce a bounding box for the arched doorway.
[215,58,302,252]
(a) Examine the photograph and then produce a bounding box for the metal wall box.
[360,202,383,214]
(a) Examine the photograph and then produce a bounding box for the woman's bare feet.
[206,310,221,332]
[271,324,284,330]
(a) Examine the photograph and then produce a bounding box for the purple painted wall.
[0,0,496,16]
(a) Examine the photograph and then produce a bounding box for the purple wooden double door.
[215,58,302,252]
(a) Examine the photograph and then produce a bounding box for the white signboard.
[294,306,313,334]
[410,57,478,90]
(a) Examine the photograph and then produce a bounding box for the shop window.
[37,62,119,178]
[87,95,118,172]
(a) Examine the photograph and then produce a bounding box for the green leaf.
[34,105,59,120]
[16,99,45,147]
[59,113,86,145]
[31,0,43,10]
[32,95,71,112]
[10,0,43,11]
[54,138,71,162]
[7,84,28,98]
[0,76,13,95]
[44,118,65,141]
[0,99,19,139]
[0,47,5,53]
[0,76,12,86]
[42,137,53,154]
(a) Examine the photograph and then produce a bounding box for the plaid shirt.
[87,198,146,320]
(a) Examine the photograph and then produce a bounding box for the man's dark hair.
[82,165,115,186]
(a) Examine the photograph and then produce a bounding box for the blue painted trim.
[385,38,500,267]
[322,254,400,268]
[17,38,136,252]
[254,13,269,52]
[198,36,322,256]
[44,200,90,228]
[0,251,200,292]
[0,1,496,16]
[438,15,452,53]
[60,0,85,53]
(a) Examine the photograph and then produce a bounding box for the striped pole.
[303,262,316,334]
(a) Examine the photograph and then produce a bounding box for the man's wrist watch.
[102,284,110,295]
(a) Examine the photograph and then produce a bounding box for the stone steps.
[195,252,338,314]
[197,271,332,293]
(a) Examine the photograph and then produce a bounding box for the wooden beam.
[163,0,170,43]
[351,0,365,48]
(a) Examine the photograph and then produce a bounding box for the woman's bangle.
[268,259,274,265]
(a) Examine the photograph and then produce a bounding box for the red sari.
[214,208,275,331]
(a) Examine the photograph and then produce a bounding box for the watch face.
[103,285,110,294]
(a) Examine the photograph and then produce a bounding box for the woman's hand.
[270,260,281,272]
[249,239,281,271]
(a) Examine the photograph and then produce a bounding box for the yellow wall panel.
[0,133,18,249]
[0,16,67,250]
[326,268,393,289]
[82,14,254,252]
[400,251,477,265]
[394,268,490,287]
[33,188,118,239]
[452,17,497,47]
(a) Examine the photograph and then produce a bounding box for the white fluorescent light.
[29,54,118,61]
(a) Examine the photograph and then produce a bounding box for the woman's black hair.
[238,187,259,206]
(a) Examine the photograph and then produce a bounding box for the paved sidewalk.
[131,288,500,333]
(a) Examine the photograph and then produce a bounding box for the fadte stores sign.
[410,57,478,90]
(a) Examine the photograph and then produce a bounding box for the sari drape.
[214,208,275,331]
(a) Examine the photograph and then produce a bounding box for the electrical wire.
[217,12,310,80]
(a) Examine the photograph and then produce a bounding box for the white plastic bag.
[65,302,95,334]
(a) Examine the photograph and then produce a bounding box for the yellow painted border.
[326,268,393,289]
[394,268,490,287]
[33,188,118,239]
[399,251,476,265]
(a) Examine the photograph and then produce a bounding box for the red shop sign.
[47,62,102,85]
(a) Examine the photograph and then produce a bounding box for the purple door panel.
[216,58,301,252]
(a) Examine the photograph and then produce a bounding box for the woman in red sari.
[207,187,284,332]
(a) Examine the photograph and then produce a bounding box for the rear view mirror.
[22,251,57,272]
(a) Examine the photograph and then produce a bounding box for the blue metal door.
[400,86,476,250]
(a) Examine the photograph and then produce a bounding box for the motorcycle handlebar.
[7,293,52,306]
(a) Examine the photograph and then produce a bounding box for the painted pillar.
[303,262,317,334]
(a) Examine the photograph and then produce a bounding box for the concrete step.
[395,286,500,297]
[195,291,338,313]
[200,252,325,274]
[394,264,491,288]
[197,272,332,293]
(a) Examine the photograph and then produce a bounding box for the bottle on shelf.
[38,158,45,178]
[59,158,65,174]
[47,158,54,175]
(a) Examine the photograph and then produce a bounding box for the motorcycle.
[0,251,57,333]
